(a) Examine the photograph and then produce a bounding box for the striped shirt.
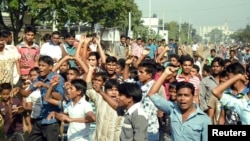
[86,83,124,141]
[176,74,200,90]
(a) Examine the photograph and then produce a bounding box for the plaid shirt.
[140,80,159,133]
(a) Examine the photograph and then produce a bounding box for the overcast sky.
[134,0,250,31]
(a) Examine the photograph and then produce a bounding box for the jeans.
[148,132,159,141]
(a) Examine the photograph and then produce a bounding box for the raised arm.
[156,46,171,63]
[123,55,134,81]
[212,74,245,99]
[134,49,150,68]
[148,66,178,97]
[52,55,73,72]
[96,36,106,64]
[44,75,61,106]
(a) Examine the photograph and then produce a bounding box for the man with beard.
[199,57,224,124]
[176,55,200,104]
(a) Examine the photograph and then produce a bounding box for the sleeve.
[86,83,98,102]
[207,95,217,109]
[149,94,173,115]
[40,44,46,56]
[220,94,242,113]
[201,117,211,141]
[132,113,148,141]
[158,85,167,99]
[84,101,93,114]
[26,94,32,103]
[199,80,208,111]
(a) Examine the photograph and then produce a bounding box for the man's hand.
[125,55,134,65]
[164,66,179,76]
[61,114,72,122]
[33,81,46,88]
[47,111,55,121]
[50,75,61,87]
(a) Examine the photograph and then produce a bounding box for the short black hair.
[0,83,12,93]
[105,79,119,91]
[39,55,54,66]
[176,82,195,96]
[180,55,194,65]
[24,25,37,34]
[118,83,142,103]
[1,30,11,38]
[225,62,245,75]
[202,64,211,74]
[169,81,178,89]
[70,79,87,97]
[29,67,40,74]
[94,72,108,82]
[211,57,224,67]
[192,64,200,72]
[138,60,157,78]
[43,33,51,42]
[89,52,100,61]
[117,58,126,70]
[68,67,80,76]
[106,56,117,64]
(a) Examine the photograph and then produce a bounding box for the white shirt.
[64,97,93,141]
[192,44,198,51]
[26,89,42,118]
[40,42,62,61]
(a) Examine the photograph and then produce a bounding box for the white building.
[141,17,160,34]
[199,22,234,39]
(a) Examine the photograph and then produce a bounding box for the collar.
[141,80,155,90]
[37,71,55,82]
[19,41,38,48]
[125,102,141,115]
[70,97,85,106]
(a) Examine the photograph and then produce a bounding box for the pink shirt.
[154,72,170,100]
[131,42,144,58]
[16,42,40,74]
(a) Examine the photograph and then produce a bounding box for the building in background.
[199,22,234,40]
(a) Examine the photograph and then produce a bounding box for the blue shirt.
[30,71,65,124]
[220,94,250,125]
[150,94,211,141]
[146,44,157,59]
[64,43,77,68]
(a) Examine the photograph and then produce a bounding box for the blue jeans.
[148,132,159,141]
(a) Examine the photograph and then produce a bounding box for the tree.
[205,28,223,44]
[230,25,250,43]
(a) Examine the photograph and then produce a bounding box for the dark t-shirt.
[0,97,23,134]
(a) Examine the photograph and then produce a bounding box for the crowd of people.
[0,24,250,141]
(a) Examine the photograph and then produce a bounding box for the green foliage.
[205,28,223,44]
[230,25,250,43]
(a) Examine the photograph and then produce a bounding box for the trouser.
[148,132,159,141]
[5,131,27,141]
[27,119,59,141]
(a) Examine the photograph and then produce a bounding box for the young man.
[100,82,148,141]
[212,73,250,124]
[176,55,200,104]
[148,66,211,141]
[19,55,65,141]
[40,31,62,63]
[48,78,96,141]
[212,62,249,125]
[86,65,124,141]
[16,25,40,77]
[0,83,25,140]
[0,31,20,85]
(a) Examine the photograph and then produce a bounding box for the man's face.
[176,88,194,111]
[118,93,130,108]
[0,37,6,48]
[59,61,69,73]
[115,64,123,76]
[88,56,98,67]
[51,34,60,45]
[148,40,152,45]
[211,62,223,75]
[105,62,117,75]
[138,67,151,84]
[30,70,39,82]
[190,68,198,77]
[181,61,193,74]
[66,70,78,82]
[211,51,216,57]
[25,32,35,43]
[169,88,177,101]
[1,89,11,102]
[65,37,75,46]
[137,39,142,45]
[66,85,79,99]
[92,76,104,89]
[170,58,180,67]
[121,37,126,44]
[106,86,119,102]
[38,61,52,77]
